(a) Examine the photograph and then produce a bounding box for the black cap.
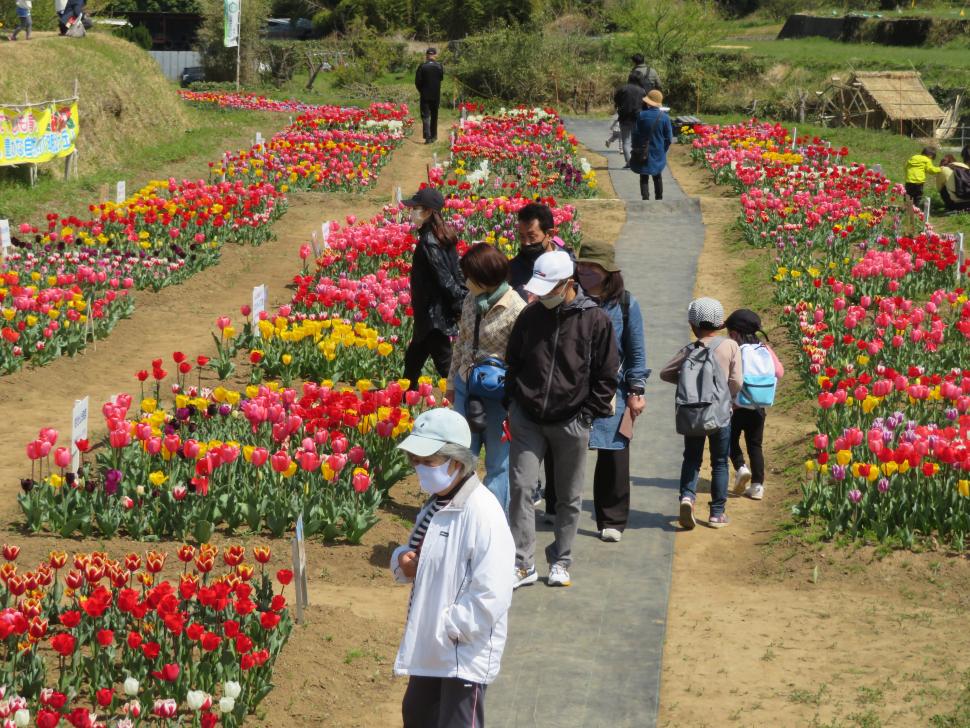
[725,308,765,336]
[402,187,445,212]
[426,47,438,55]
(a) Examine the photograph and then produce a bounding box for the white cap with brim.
[397,408,472,457]
[524,250,574,297]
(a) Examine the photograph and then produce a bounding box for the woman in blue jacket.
[631,89,673,201]
[546,240,649,541]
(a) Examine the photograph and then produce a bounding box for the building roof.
[850,71,945,121]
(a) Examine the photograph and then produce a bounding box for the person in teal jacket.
[631,89,673,201]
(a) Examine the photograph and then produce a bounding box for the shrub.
[608,0,725,65]
[113,24,153,50]
[195,0,271,84]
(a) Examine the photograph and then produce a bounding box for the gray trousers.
[619,121,635,165]
[509,402,590,570]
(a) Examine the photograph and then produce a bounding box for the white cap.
[397,408,472,457]
[524,250,574,296]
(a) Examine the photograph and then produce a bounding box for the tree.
[195,0,272,84]
[607,0,724,66]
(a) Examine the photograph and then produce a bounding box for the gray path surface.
[487,120,705,727]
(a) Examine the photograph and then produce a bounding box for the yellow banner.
[0,101,79,166]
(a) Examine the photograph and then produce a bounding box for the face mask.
[540,282,569,309]
[410,208,429,227]
[577,267,607,292]
[520,241,545,256]
[415,461,455,494]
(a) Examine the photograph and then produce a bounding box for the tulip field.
[0,90,601,726]
[0,98,411,375]
[689,121,970,548]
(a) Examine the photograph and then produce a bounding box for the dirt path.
[659,146,970,728]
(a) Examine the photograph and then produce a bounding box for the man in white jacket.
[392,408,515,727]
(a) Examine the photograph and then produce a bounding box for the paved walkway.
[487,120,705,727]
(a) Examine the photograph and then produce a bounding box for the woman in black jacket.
[402,187,467,390]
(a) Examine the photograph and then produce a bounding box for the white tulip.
[186,690,208,711]
[222,681,242,699]
[13,710,29,728]
[123,677,139,696]
[219,697,236,714]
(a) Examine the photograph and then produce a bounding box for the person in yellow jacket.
[904,146,941,208]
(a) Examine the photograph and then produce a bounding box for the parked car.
[180,66,204,88]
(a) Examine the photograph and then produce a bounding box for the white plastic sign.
[321,221,331,243]
[255,131,263,145]
[291,513,309,623]
[116,180,126,203]
[0,219,10,256]
[396,186,403,204]
[957,232,965,284]
[70,397,89,472]
[252,284,267,338]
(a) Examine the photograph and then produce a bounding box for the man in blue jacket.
[631,89,673,201]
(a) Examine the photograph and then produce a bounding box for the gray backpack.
[675,338,733,436]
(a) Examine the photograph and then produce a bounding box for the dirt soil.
[659,145,970,728]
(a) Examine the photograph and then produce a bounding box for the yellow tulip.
[958,480,970,497]
[836,450,853,466]
[148,471,167,487]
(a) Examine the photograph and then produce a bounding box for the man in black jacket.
[508,202,576,301]
[614,73,646,168]
[630,53,662,93]
[505,251,619,590]
[415,47,444,144]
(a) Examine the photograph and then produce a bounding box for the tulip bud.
[13,710,29,728]
[219,697,236,714]
[124,677,139,696]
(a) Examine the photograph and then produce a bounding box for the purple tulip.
[104,469,122,496]
[848,489,863,504]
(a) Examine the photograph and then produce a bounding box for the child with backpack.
[660,297,742,530]
[904,146,941,208]
[936,146,970,213]
[725,309,784,501]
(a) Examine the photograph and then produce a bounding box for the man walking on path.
[614,73,646,168]
[630,53,662,93]
[508,202,575,300]
[505,251,619,590]
[415,47,444,144]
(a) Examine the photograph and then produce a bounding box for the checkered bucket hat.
[687,297,725,329]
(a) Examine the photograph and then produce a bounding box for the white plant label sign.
[116,180,126,203]
[70,396,89,472]
[252,284,267,338]
[0,219,10,257]
[291,513,309,623]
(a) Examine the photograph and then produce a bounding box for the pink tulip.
[53,447,71,469]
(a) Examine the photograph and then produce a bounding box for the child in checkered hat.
[660,297,742,529]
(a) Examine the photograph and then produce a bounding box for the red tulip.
[96,629,114,647]
[276,569,294,585]
[2,544,20,562]
[50,632,77,657]
[96,687,114,707]
[152,663,180,683]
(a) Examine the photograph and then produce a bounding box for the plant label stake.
[791,126,797,152]
[0,219,10,260]
[291,513,309,624]
[321,221,330,244]
[923,196,931,227]
[115,180,126,204]
[70,397,89,473]
[255,131,263,146]
[252,284,267,338]
[958,232,965,284]
[433,152,439,167]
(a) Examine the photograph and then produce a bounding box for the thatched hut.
[821,71,946,137]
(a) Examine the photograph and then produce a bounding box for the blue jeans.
[452,375,510,514]
[680,426,731,516]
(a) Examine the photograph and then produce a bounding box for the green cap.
[577,240,621,272]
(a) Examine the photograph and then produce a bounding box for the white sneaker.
[747,483,765,500]
[513,565,538,589]
[733,465,752,495]
[600,528,622,542]
[547,564,571,587]
[679,497,696,530]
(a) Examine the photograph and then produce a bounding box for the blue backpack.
[737,343,777,408]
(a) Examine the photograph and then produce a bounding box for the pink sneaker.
[708,514,730,529]
[679,497,695,530]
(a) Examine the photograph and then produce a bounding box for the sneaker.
[679,497,696,530]
[747,483,765,500]
[513,565,537,589]
[547,564,571,587]
[600,528,622,542]
[708,514,730,529]
[733,465,752,495]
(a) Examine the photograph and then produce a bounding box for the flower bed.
[438,106,597,198]
[1,102,410,375]
[214,195,581,386]
[688,120,970,547]
[0,544,291,727]
[20,371,434,541]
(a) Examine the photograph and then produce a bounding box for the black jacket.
[505,289,619,424]
[409,226,466,339]
[614,83,645,123]
[508,244,577,301]
[415,61,444,100]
